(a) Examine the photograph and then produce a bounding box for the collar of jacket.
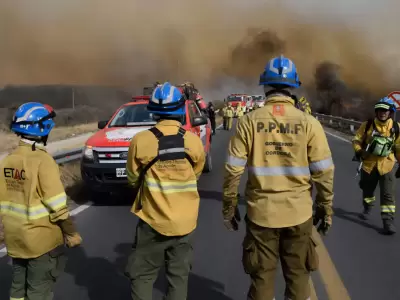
[265,95,295,106]
[157,120,182,127]
[19,139,47,151]
[374,117,393,131]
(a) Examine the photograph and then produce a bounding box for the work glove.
[223,193,242,231]
[58,218,83,248]
[313,206,332,236]
[356,150,369,160]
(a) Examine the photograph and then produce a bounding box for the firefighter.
[352,97,400,235]
[207,102,216,135]
[222,104,228,130]
[125,82,206,300]
[0,102,82,300]
[242,102,247,115]
[236,102,244,119]
[296,96,312,114]
[222,55,334,300]
[180,81,208,113]
[224,102,235,130]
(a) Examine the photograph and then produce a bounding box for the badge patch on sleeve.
[272,105,285,116]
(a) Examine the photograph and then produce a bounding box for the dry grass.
[59,162,90,206]
[0,122,97,153]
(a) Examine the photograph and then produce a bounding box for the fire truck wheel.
[203,145,213,173]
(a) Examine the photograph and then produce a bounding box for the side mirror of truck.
[192,116,208,127]
[98,120,108,129]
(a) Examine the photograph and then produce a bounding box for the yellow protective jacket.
[297,97,312,114]
[0,140,69,259]
[126,120,206,236]
[223,95,334,228]
[236,107,244,118]
[352,118,400,175]
[224,107,234,118]
[222,107,227,116]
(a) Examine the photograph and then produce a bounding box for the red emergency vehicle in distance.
[225,94,248,108]
[80,88,213,198]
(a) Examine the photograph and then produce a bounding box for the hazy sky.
[0,0,398,98]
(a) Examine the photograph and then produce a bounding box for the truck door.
[188,101,207,147]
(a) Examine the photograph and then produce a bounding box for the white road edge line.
[324,130,351,144]
[0,203,93,257]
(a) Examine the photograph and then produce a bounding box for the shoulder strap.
[136,127,163,180]
[149,127,164,139]
[178,127,186,137]
[392,121,399,140]
[177,127,195,167]
[365,119,374,135]
[362,119,374,147]
[148,126,194,167]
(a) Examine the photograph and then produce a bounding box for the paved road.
[0,121,399,299]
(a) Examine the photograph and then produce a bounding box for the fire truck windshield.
[252,95,264,101]
[109,104,156,127]
[227,95,244,102]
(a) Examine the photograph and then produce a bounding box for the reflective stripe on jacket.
[126,120,206,236]
[0,140,68,258]
[352,118,400,175]
[223,95,334,228]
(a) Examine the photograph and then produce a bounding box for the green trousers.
[10,246,67,300]
[243,217,317,300]
[125,219,194,300]
[360,167,396,220]
[223,117,227,130]
[226,117,233,130]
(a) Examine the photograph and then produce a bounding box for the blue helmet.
[10,102,56,137]
[147,82,186,116]
[375,97,396,112]
[259,55,301,88]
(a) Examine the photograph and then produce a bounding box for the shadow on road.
[65,181,134,207]
[155,271,233,300]
[333,206,383,233]
[65,246,130,300]
[114,243,233,300]
[0,257,12,300]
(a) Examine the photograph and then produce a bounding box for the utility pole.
[72,87,75,109]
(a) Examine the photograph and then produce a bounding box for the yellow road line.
[312,228,351,300]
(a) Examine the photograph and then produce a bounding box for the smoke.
[0,0,399,103]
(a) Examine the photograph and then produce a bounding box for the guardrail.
[314,113,362,134]
[53,148,83,164]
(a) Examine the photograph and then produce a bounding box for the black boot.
[382,219,396,235]
[359,204,372,220]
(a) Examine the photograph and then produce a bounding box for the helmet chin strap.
[20,135,49,151]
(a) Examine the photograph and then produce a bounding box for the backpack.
[131,126,195,206]
[362,119,399,154]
